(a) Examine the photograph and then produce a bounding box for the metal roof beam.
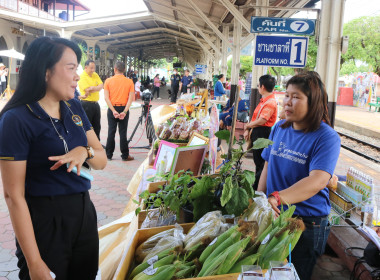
[217,0,251,32]
[181,12,221,56]
[185,0,232,48]
[183,26,214,59]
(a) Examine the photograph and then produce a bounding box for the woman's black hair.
[281,71,331,133]
[218,74,224,80]
[0,37,81,117]
[155,74,159,77]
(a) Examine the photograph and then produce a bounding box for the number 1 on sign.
[294,42,303,63]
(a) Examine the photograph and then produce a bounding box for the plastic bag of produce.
[242,192,275,236]
[141,209,177,229]
[142,224,185,263]
[184,211,228,250]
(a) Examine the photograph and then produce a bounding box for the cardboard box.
[120,223,241,280]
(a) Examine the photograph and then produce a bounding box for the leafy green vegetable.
[225,187,249,216]
[221,177,234,207]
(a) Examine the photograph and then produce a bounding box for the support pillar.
[250,0,268,116]
[315,0,345,127]
[228,17,242,158]
[97,43,109,78]
[85,39,97,61]
[215,37,221,74]
[221,25,229,77]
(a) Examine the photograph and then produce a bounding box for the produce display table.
[328,212,378,279]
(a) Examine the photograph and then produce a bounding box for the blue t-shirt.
[0,99,92,197]
[261,120,341,217]
[214,80,225,97]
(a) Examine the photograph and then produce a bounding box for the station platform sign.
[195,64,207,74]
[251,17,316,35]
[254,35,309,68]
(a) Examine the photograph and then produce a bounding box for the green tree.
[78,43,87,70]
[341,15,380,75]
[150,58,168,68]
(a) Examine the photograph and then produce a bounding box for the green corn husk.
[131,254,177,280]
[198,237,251,277]
[148,265,177,280]
[228,253,260,274]
[199,225,238,263]
[202,231,242,268]
[175,265,196,279]
[129,248,176,279]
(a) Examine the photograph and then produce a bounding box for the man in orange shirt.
[104,61,135,161]
[244,75,277,190]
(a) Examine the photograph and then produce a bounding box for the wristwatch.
[84,146,95,160]
[269,191,281,206]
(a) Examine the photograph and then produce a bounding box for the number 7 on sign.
[294,21,305,31]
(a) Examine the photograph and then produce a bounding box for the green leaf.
[224,188,249,216]
[132,199,140,205]
[243,170,256,186]
[192,195,215,221]
[153,198,162,207]
[189,176,214,200]
[252,138,273,150]
[135,207,141,216]
[139,190,150,199]
[169,196,181,217]
[241,178,255,199]
[215,130,231,144]
[221,176,234,207]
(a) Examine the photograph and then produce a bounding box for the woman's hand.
[49,146,88,175]
[268,196,281,216]
[29,260,54,280]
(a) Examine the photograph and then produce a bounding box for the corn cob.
[198,225,238,263]
[202,231,242,268]
[227,253,260,273]
[148,265,176,280]
[129,248,175,279]
[198,237,250,277]
[131,254,176,280]
[175,265,196,279]
[131,265,171,280]
[259,219,305,269]
[258,228,290,256]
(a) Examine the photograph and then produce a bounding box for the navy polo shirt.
[0,99,92,197]
[171,74,181,87]
[181,75,193,88]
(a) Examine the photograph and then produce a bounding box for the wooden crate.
[120,223,241,280]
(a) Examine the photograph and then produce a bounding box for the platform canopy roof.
[0,0,319,62]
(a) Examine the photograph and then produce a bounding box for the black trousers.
[251,126,272,190]
[80,101,101,140]
[171,86,179,103]
[16,191,99,280]
[153,86,160,98]
[106,107,130,159]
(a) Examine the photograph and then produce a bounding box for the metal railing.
[0,0,65,22]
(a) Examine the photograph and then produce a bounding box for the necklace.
[38,101,87,154]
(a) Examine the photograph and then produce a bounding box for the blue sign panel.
[254,35,309,68]
[251,17,316,35]
[195,64,207,74]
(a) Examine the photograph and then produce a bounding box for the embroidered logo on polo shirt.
[72,115,83,126]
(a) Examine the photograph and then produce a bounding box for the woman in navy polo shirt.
[258,71,341,280]
[0,37,107,279]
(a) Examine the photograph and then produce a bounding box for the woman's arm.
[277,170,331,205]
[257,161,268,193]
[1,161,53,279]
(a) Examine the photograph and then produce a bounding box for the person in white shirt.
[135,78,141,100]
[0,63,8,95]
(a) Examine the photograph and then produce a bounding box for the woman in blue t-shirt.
[214,74,226,99]
[0,37,107,279]
[258,71,341,280]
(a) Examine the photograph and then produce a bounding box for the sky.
[76,0,379,22]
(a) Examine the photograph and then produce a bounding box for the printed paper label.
[147,255,158,266]
[209,237,218,246]
[262,233,270,245]
[143,265,158,276]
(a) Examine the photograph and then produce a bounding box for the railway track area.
[335,127,380,164]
